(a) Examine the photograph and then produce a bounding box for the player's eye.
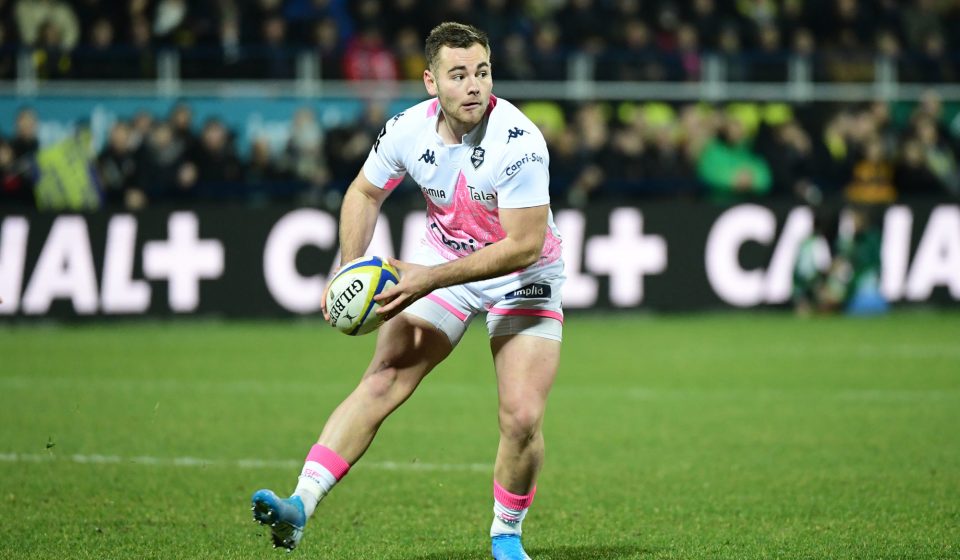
[452,74,463,81]
[478,71,488,78]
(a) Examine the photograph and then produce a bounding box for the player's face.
[424,44,492,132]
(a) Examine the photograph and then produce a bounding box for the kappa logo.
[391,112,405,124]
[506,127,528,143]
[471,146,485,169]
[418,149,437,166]
[504,283,551,299]
[373,126,387,153]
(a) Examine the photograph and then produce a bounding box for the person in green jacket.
[697,116,772,199]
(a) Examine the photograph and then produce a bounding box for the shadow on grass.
[411,543,655,559]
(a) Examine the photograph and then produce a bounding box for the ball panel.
[325,256,399,336]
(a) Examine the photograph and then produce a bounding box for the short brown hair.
[424,22,490,72]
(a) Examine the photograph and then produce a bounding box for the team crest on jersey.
[471,146,485,169]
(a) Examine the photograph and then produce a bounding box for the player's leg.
[316,313,453,460]
[487,319,562,560]
[253,314,453,550]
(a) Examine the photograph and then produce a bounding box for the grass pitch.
[0,312,958,559]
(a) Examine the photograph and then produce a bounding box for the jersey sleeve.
[496,136,551,209]
[362,115,408,190]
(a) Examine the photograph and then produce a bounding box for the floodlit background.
[1,1,958,558]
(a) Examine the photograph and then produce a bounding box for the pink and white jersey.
[362,95,563,291]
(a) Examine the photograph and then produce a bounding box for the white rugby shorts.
[400,245,564,346]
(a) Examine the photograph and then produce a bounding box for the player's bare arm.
[321,171,391,320]
[375,204,549,319]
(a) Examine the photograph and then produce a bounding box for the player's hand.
[374,258,434,321]
[321,267,340,322]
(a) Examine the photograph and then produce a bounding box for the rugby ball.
[326,256,400,336]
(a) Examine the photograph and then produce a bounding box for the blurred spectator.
[749,23,786,82]
[283,0,354,46]
[168,102,198,155]
[812,110,857,193]
[325,102,383,194]
[96,121,142,209]
[259,15,295,79]
[674,23,701,81]
[757,118,817,202]
[312,17,345,80]
[0,137,33,206]
[895,138,945,198]
[474,0,519,49]
[11,107,39,166]
[213,14,244,78]
[914,33,955,83]
[833,208,887,315]
[902,0,943,52]
[245,137,292,200]
[394,26,426,81]
[912,116,960,197]
[696,115,772,200]
[128,110,155,152]
[243,0,282,44]
[792,209,834,316]
[342,25,397,81]
[185,118,244,196]
[564,102,609,205]
[529,23,566,81]
[717,24,748,82]
[495,32,534,82]
[15,0,79,49]
[32,19,73,79]
[128,15,157,79]
[283,107,330,194]
[688,0,721,50]
[136,122,192,204]
[73,17,122,79]
[843,135,896,206]
[602,19,667,82]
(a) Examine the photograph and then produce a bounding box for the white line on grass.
[0,452,490,473]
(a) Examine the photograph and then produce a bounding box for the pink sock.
[293,444,350,517]
[491,481,536,536]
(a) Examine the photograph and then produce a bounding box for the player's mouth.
[462,101,482,111]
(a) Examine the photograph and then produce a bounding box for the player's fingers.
[374,285,399,302]
[376,292,407,316]
[320,287,330,320]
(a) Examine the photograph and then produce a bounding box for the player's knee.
[498,407,542,444]
[360,362,402,400]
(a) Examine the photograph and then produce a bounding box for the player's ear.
[424,69,438,96]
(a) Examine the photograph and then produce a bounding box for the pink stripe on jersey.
[383,176,404,191]
[426,293,468,321]
[488,307,564,323]
[305,444,350,480]
[427,99,440,117]
[494,481,536,510]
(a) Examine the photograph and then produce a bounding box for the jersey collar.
[430,95,497,147]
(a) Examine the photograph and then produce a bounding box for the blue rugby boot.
[491,534,532,560]
[251,489,306,551]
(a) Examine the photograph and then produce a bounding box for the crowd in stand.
[2,91,958,211]
[0,0,959,82]
[1,0,959,211]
